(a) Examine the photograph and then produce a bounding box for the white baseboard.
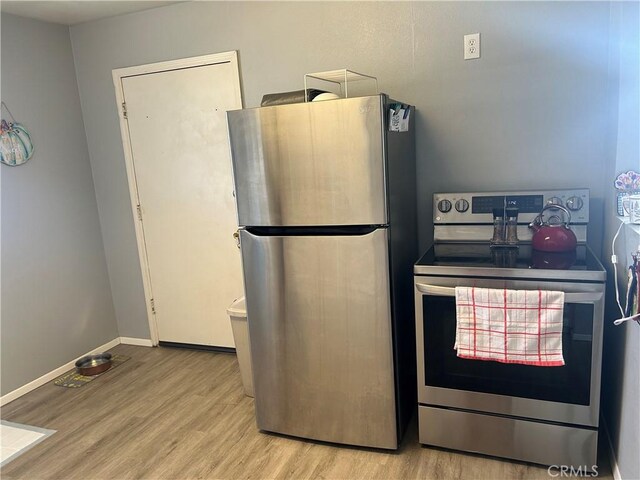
[602,418,622,480]
[119,337,153,347]
[0,337,121,407]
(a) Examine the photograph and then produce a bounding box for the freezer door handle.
[245,225,382,236]
[415,283,603,303]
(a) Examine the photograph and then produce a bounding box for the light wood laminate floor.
[1,344,612,480]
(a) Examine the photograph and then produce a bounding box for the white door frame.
[112,51,243,346]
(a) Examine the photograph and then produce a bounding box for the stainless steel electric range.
[414,189,606,468]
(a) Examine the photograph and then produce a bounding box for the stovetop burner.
[414,242,606,282]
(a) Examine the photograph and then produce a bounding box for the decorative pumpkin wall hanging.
[1,101,34,166]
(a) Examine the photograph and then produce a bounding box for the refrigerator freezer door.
[240,228,398,449]
[229,95,387,227]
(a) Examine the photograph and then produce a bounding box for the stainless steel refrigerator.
[227,94,416,449]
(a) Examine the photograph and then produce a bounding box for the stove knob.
[455,199,469,212]
[566,196,583,211]
[438,199,452,213]
[547,197,563,207]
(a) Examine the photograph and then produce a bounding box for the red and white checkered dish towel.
[454,287,565,367]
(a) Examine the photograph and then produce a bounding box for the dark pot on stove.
[529,204,577,253]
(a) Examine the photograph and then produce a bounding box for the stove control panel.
[434,189,589,225]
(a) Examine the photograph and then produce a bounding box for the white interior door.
[117,55,243,347]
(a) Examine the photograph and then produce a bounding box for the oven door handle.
[415,283,603,303]
[415,284,456,296]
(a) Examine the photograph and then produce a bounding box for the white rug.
[0,420,55,467]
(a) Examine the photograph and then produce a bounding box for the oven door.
[414,276,604,427]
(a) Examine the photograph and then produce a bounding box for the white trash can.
[227,297,254,397]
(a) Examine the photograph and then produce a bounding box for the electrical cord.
[611,220,626,318]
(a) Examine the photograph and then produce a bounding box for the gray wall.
[1,14,118,395]
[601,2,640,479]
[69,1,615,340]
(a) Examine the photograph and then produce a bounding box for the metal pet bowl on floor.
[75,353,112,376]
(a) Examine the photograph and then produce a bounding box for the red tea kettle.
[529,204,577,252]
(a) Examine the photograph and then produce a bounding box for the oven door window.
[423,295,593,405]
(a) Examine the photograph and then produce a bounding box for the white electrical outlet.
[464,33,481,60]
